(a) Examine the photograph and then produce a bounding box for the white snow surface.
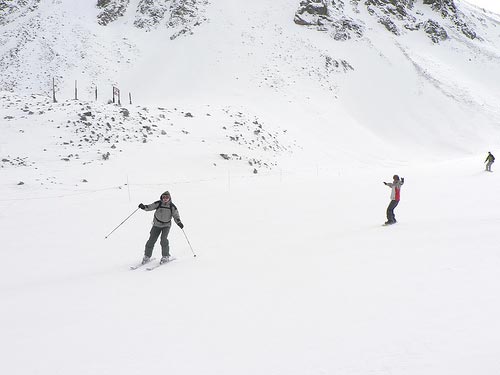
[467,0,500,13]
[1,0,500,374]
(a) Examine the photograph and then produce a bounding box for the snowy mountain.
[3,2,500,375]
[0,0,499,164]
[1,0,500,190]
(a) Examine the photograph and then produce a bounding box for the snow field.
[1,154,500,374]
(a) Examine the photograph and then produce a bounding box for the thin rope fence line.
[0,164,340,202]
[0,185,124,201]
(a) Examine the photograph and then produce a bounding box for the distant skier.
[485,152,495,172]
[138,191,184,265]
[383,175,404,225]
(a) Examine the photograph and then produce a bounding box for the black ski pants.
[144,225,171,257]
[386,200,399,223]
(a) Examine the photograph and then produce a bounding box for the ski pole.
[182,228,197,257]
[104,208,139,239]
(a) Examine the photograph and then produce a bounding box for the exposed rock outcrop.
[295,0,479,43]
[294,0,364,40]
[134,0,208,39]
[422,19,448,43]
[97,0,130,26]
[96,0,207,39]
[0,0,40,26]
[134,0,170,29]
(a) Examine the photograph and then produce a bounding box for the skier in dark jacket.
[138,191,183,264]
[485,152,495,172]
[383,175,404,225]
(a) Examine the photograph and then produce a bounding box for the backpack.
[153,201,177,224]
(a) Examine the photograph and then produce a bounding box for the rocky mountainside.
[0,0,498,95]
[0,0,39,25]
[0,0,210,95]
[1,0,500,167]
[97,0,208,38]
[294,0,482,43]
[0,91,298,179]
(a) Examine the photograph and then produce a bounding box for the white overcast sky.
[465,0,500,13]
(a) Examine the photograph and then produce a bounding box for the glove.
[138,203,145,209]
[401,177,405,183]
[383,182,388,185]
[178,222,184,229]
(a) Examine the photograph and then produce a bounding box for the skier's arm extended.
[141,201,160,211]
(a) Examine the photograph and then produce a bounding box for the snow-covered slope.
[0,92,299,183]
[2,148,500,375]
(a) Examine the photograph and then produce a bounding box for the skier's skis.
[146,257,176,271]
[130,257,156,270]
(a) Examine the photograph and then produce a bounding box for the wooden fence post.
[52,78,57,103]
